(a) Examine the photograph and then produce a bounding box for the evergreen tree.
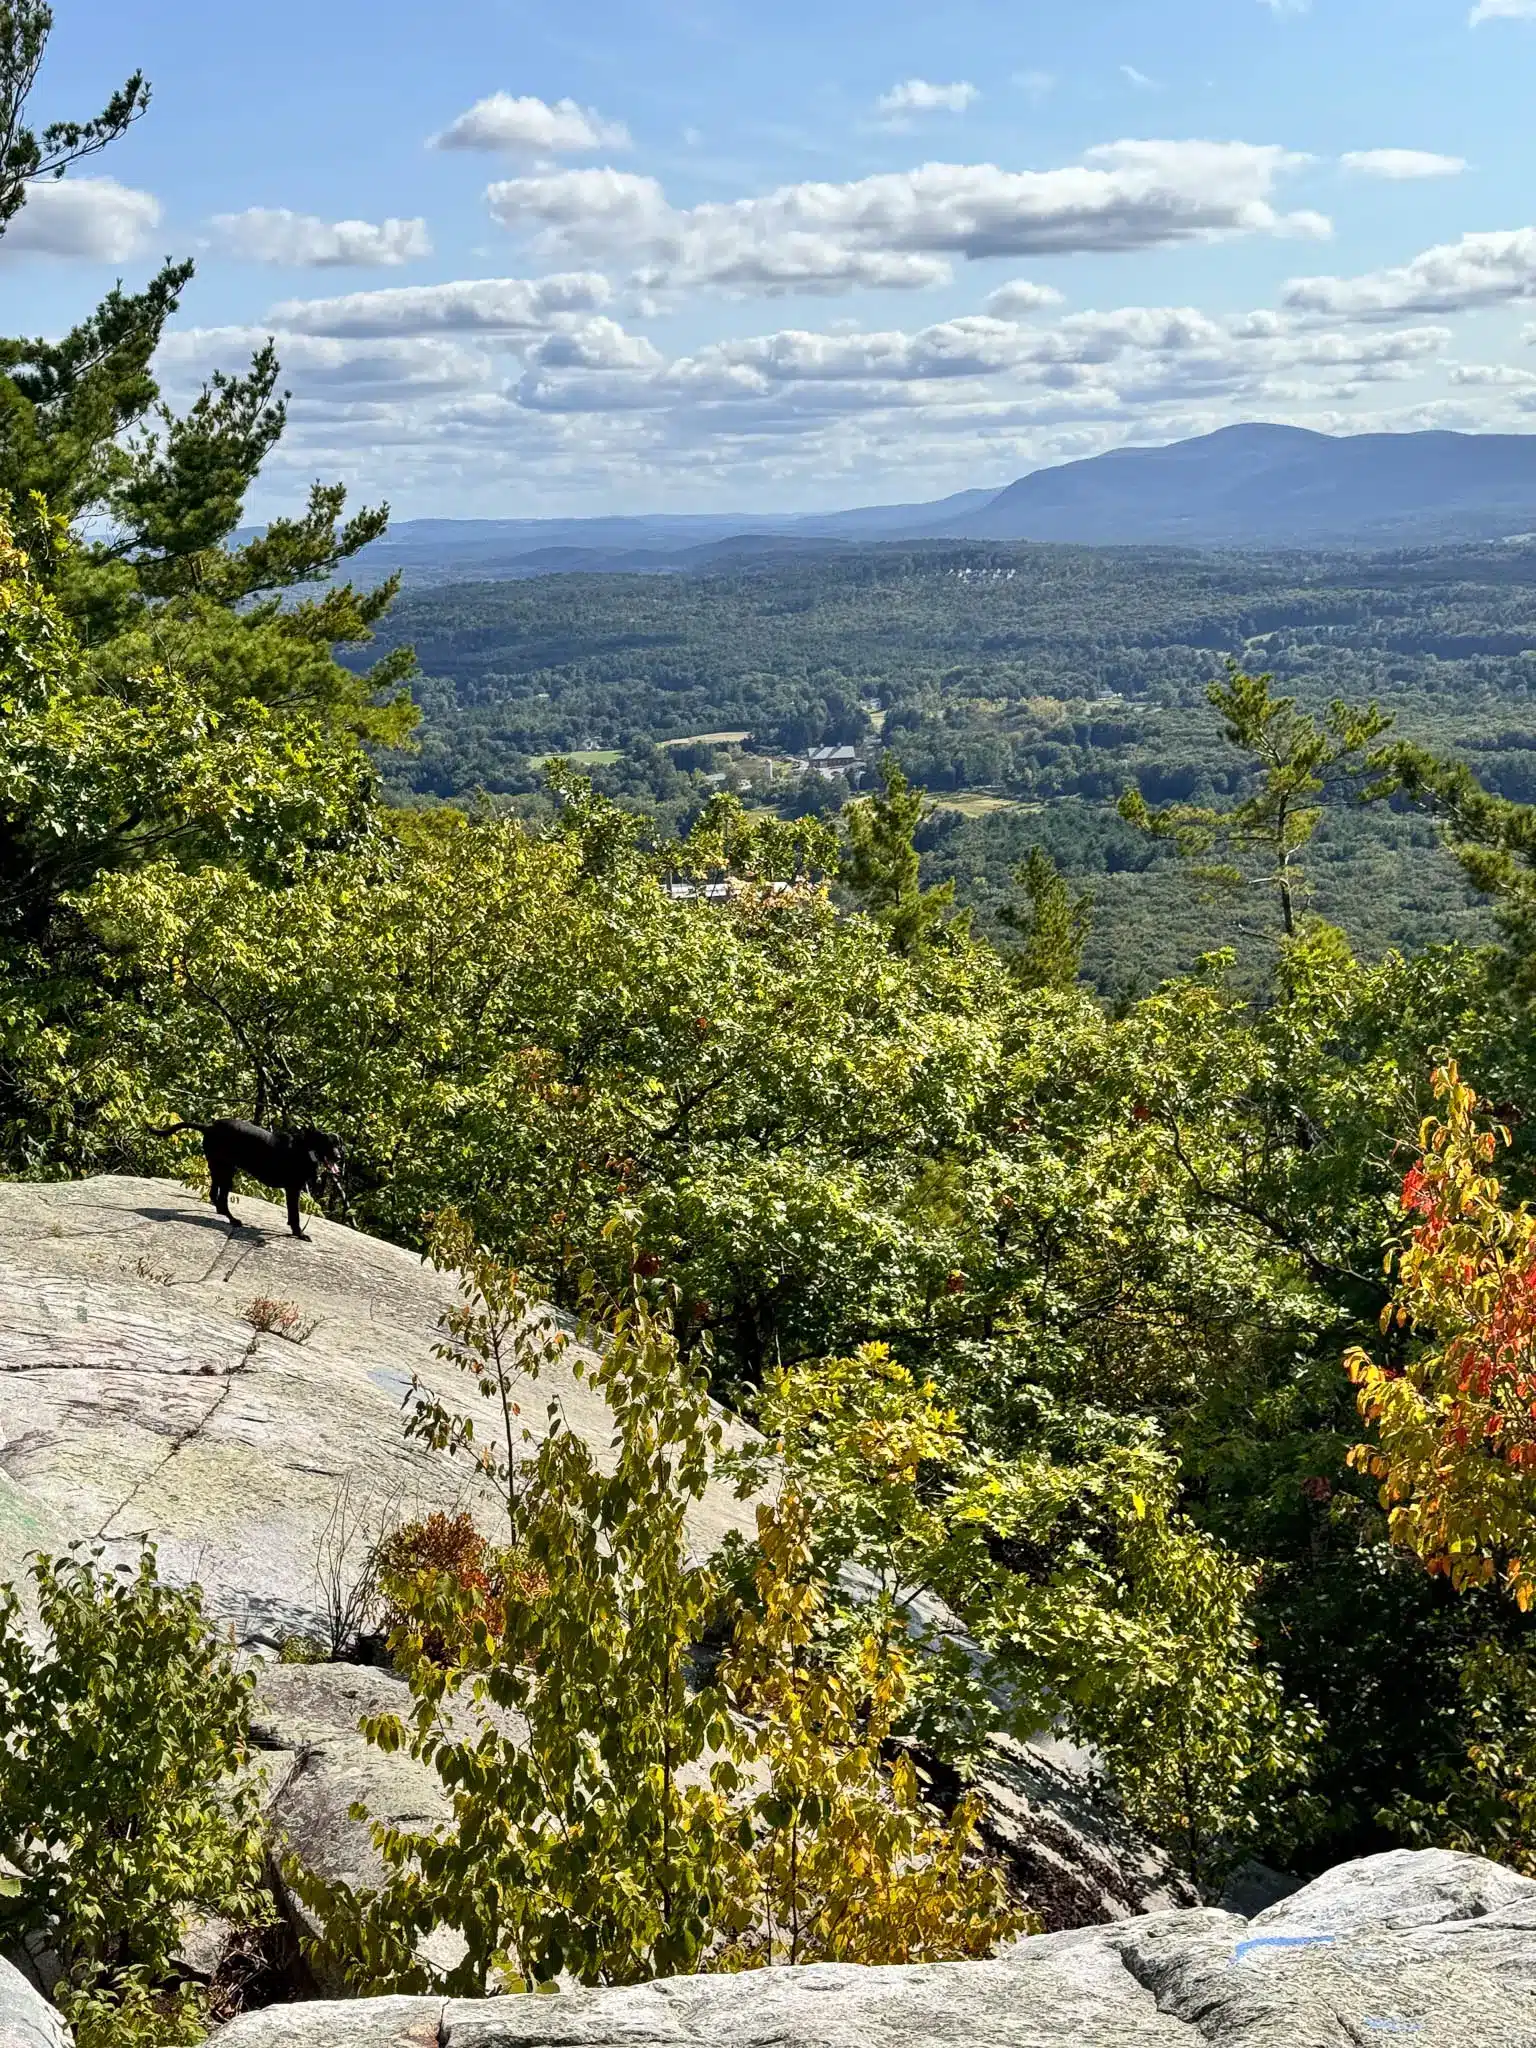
[841,755,960,956]
[0,1,148,235]
[1119,665,1390,939]
[0,8,414,743]
[999,846,1091,989]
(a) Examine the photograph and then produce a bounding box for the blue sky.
[10,0,1536,517]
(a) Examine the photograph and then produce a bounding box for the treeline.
[364,542,1536,983]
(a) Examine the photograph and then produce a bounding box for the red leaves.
[1349,1063,1536,1604]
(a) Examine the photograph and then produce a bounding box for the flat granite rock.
[202,1847,1536,2048]
[0,1176,756,1641]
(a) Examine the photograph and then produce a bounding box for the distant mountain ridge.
[340,427,1536,583]
[942,425,1536,548]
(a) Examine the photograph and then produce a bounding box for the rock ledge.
[202,1849,1536,2048]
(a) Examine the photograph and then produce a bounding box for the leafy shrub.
[740,1343,1319,1885]
[0,1547,270,2042]
[293,1235,1022,1990]
[721,1489,1027,1966]
[242,1297,317,1343]
[276,1635,328,1665]
[374,1510,545,1665]
[1348,1061,1536,1603]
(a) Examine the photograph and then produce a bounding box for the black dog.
[149,1118,347,1239]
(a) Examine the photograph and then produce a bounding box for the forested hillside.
[369,540,1536,982]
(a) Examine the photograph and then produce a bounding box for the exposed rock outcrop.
[192,1848,1536,2047]
[0,1175,755,1641]
[0,1176,1229,1941]
[0,1958,69,2048]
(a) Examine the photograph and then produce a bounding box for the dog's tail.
[146,1121,207,1139]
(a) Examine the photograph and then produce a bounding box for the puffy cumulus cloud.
[1340,149,1467,179]
[529,317,665,371]
[876,79,979,117]
[487,167,668,235]
[985,279,1066,314]
[1450,361,1536,386]
[3,175,159,258]
[1285,227,1536,318]
[487,141,1328,298]
[432,92,631,154]
[154,325,498,400]
[1471,0,1536,21]
[266,272,611,336]
[507,301,1450,433]
[210,208,432,267]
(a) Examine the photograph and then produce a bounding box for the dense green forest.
[368,541,1536,983]
[16,11,1536,2036]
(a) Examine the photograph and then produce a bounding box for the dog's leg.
[286,1183,310,1240]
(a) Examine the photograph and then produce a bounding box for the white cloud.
[1340,149,1467,179]
[155,326,498,399]
[529,318,665,371]
[876,79,979,117]
[1450,361,1536,385]
[487,142,1328,297]
[1471,0,1536,22]
[487,167,668,235]
[1260,0,1310,13]
[508,300,1449,431]
[3,175,160,258]
[985,279,1067,315]
[210,208,432,267]
[1286,227,1536,318]
[266,272,612,336]
[1120,65,1160,89]
[431,92,631,154]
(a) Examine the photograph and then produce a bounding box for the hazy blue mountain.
[339,489,997,584]
[324,428,1536,585]
[936,425,1536,548]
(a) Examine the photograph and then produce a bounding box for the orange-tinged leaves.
[1348,1063,1536,1602]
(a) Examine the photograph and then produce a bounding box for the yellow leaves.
[720,1485,1024,1967]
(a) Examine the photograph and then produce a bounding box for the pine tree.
[0,1,148,235]
[0,7,414,743]
[841,756,959,956]
[999,847,1091,989]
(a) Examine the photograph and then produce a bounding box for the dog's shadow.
[132,1205,284,1241]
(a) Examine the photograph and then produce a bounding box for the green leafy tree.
[296,1276,758,1992]
[1120,665,1391,939]
[0,517,376,1161]
[1374,743,1536,998]
[743,1344,1318,1883]
[0,1547,268,2043]
[0,1,148,235]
